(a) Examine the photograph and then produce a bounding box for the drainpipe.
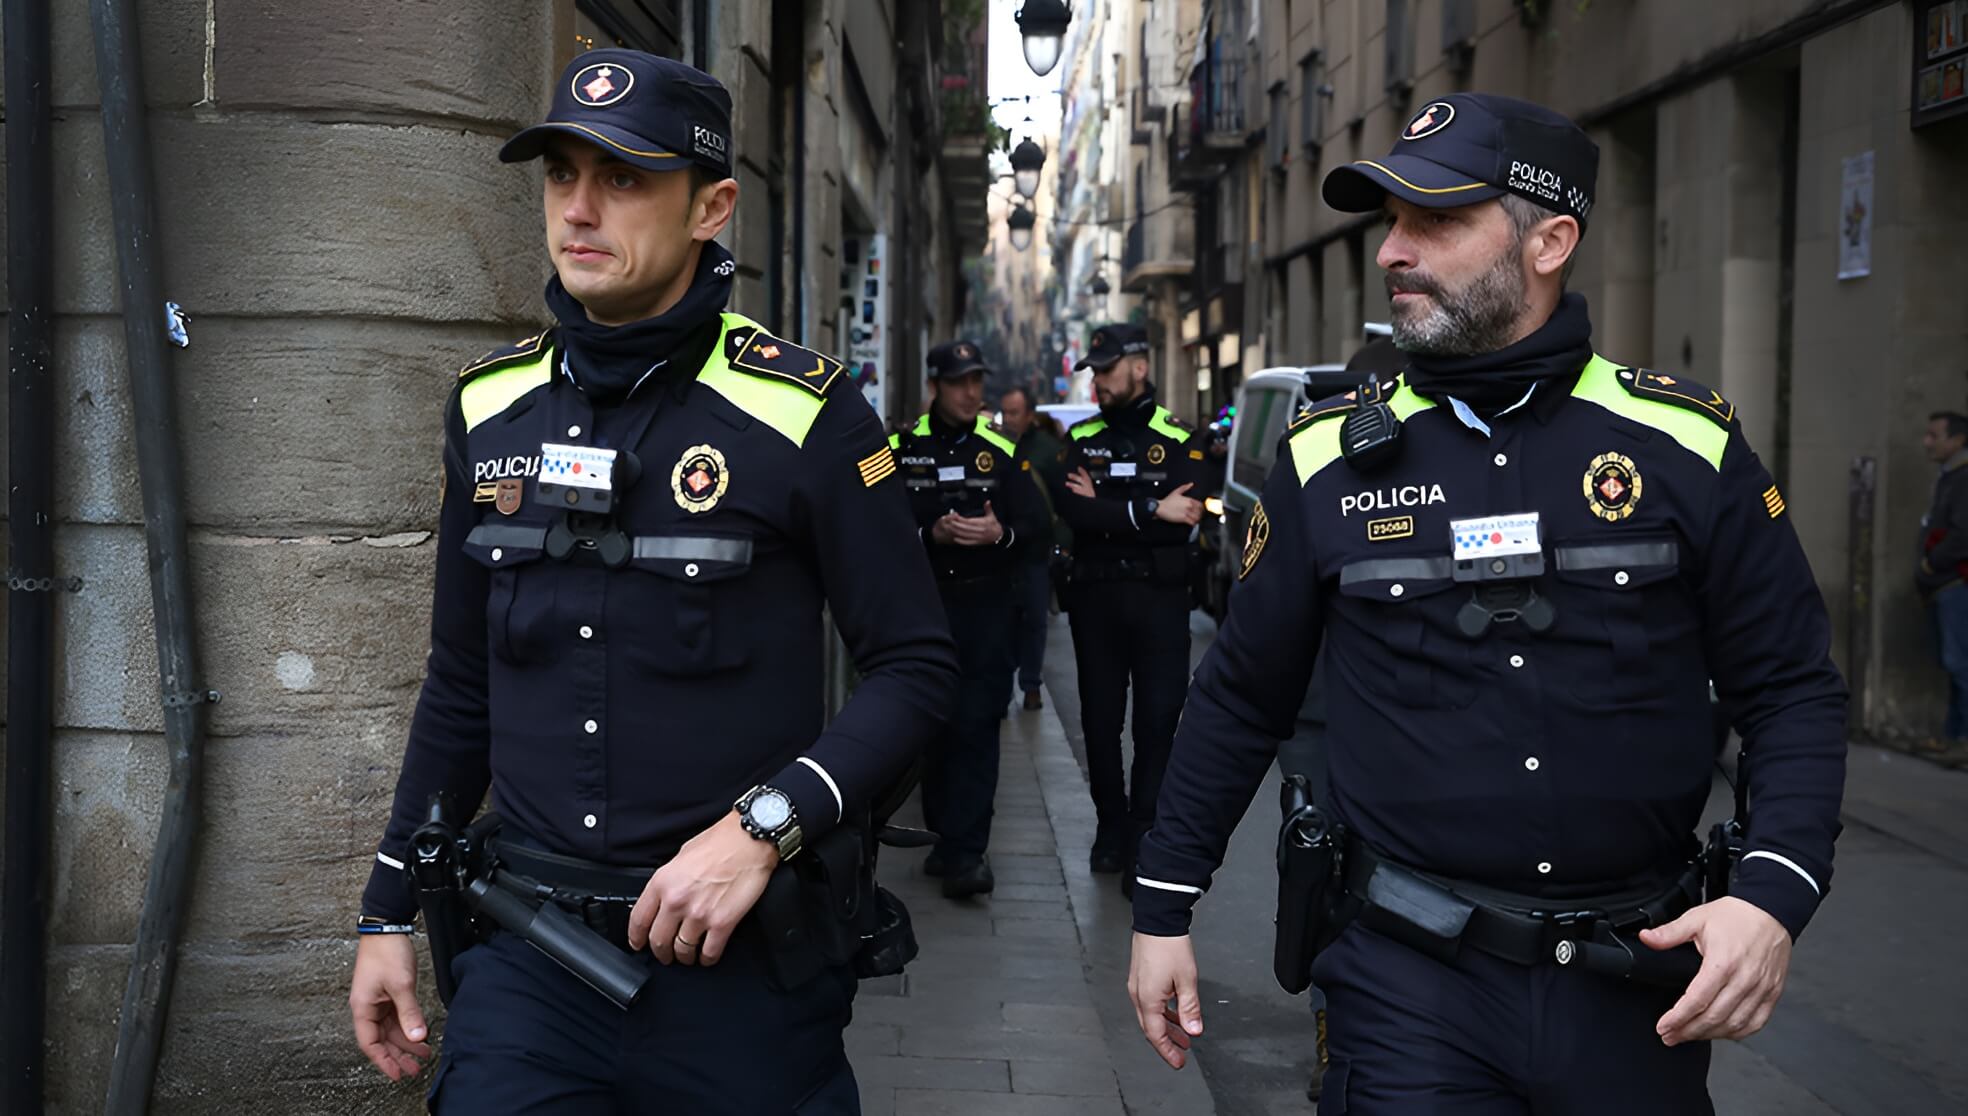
[89,0,215,1111]
[3,0,57,1109]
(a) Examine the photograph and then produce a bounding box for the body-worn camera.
[1449,512,1555,635]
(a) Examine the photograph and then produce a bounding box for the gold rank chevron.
[1763,484,1787,519]
[857,447,897,488]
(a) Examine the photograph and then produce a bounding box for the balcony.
[939,88,995,253]
[1168,103,1231,191]
[1199,52,1249,148]
[1121,214,1195,293]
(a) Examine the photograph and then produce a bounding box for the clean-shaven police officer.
[347,50,956,1113]
[1056,324,1211,892]
[889,341,1044,898]
[1128,93,1845,1114]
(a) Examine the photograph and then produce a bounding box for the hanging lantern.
[1009,136,1046,200]
[1007,205,1037,251]
[1015,0,1072,77]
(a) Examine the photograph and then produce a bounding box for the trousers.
[920,578,1016,863]
[1067,577,1191,856]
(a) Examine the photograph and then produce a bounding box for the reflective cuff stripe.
[795,757,844,821]
[1134,877,1205,897]
[375,851,405,871]
[1127,501,1141,530]
[999,526,1016,548]
[1742,850,1821,896]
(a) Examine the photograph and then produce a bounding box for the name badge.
[540,442,617,492]
[937,466,967,483]
[1450,513,1541,561]
[1110,462,1138,478]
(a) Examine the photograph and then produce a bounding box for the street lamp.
[1089,274,1110,297]
[1007,205,1037,251]
[1009,136,1046,200]
[1016,0,1071,78]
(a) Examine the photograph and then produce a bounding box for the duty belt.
[1342,839,1703,968]
[487,830,678,952]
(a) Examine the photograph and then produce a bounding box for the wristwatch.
[734,784,803,860]
[1141,497,1160,522]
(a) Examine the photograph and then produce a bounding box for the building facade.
[0,1,988,1112]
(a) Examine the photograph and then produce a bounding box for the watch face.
[748,790,792,831]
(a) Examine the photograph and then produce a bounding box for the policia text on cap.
[1127,93,1845,1113]
[346,50,957,1112]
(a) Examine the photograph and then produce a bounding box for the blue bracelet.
[356,918,416,935]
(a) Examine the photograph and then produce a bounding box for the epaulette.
[458,329,552,381]
[1616,367,1734,428]
[723,325,845,397]
[1287,388,1362,433]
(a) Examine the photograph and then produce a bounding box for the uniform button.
[1537,861,1553,875]
[1390,584,1405,598]
[567,424,582,438]
[684,562,701,578]
[1509,654,1525,669]
[579,625,594,639]
[1614,570,1631,586]
[1493,453,1508,467]
[583,719,598,734]
[1524,756,1540,771]
[583,814,597,829]
[491,548,503,562]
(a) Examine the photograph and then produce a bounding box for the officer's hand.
[629,810,778,968]
[1642,896,1793,1045]
[948,501,1005,547]
[349,933,430,1081]
[1154,483,1204,526]
[1128,932,1204,1070]
[929,513,965,545]
[1066,467,1096,499]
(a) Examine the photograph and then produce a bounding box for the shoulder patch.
[459,330,552,381]
[724,327,845,397]
[1618,368,1734,428]
[1287,390,1361,433]
[1069,415,1110,441]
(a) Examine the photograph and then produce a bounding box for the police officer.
[1128,93,1846,1113]
[890,341,1044,897]
[1056,324,1210,891]
[347,50,957,1113]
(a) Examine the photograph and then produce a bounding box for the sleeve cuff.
[1130,877,1204,936]
[1732,852,1823,940]
[774,757,846,841]
[361,852,418,924]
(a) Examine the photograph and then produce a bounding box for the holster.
[754,815,922,991]
[1273,775,1351,994]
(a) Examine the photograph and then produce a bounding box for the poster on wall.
[1837,152,1874,282]
[1914,0,1968,127]
[843,234,889,414]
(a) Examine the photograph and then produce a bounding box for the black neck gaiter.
[1102,386,1159,427]
[545,241,735,406]
[1404,293,1595,416]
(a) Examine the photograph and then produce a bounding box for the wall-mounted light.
[1016,0,1072,77]
[1008,205,1037,251]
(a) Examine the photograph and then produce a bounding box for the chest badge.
[975,450,995,473]
[495,478,524,516]
[1584,452,1642,522]
[1147,443,1166,465]
[673,445,730,514]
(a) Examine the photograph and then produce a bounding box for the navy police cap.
[501,49,734,176]
[928,339,990,380]
[1322,94,1598,227]
[1076,323,1149,371]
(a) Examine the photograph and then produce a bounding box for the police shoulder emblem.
[1147,443,1167,465]
[572,62,634,107]
[726,327,845,397]
[1584,452,1643,522]
[1240,501,1272,580]
[1616,367,1735,428]
[672,445,730,513]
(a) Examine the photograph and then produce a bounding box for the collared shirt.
[1134,357,1846,941]
[1055,393,1211,561]
[891,411,1045,582]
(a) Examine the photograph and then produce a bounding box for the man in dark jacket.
[1000,385,1066,710]
[1918,410,1968,758]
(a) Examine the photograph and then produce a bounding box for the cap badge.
[572,62,634,107]
[1403,101,1455,140]
[957,344,974,359]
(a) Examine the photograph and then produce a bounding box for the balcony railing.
[1124,220,1146,274]
[1201,49,1247,142]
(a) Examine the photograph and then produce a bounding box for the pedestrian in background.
[1000,384,1067,711]
[1918,410,1968,765]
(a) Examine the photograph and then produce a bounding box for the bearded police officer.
[1127,93,1846,1113]
[889,340,1044,898]
[1057,324,1211,893]
[347,50,957,1113]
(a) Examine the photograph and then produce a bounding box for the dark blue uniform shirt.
[1134,355,1846,941]
[1057,391,1211,562]
[891,411,1045,582]
[362,314,958,921]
